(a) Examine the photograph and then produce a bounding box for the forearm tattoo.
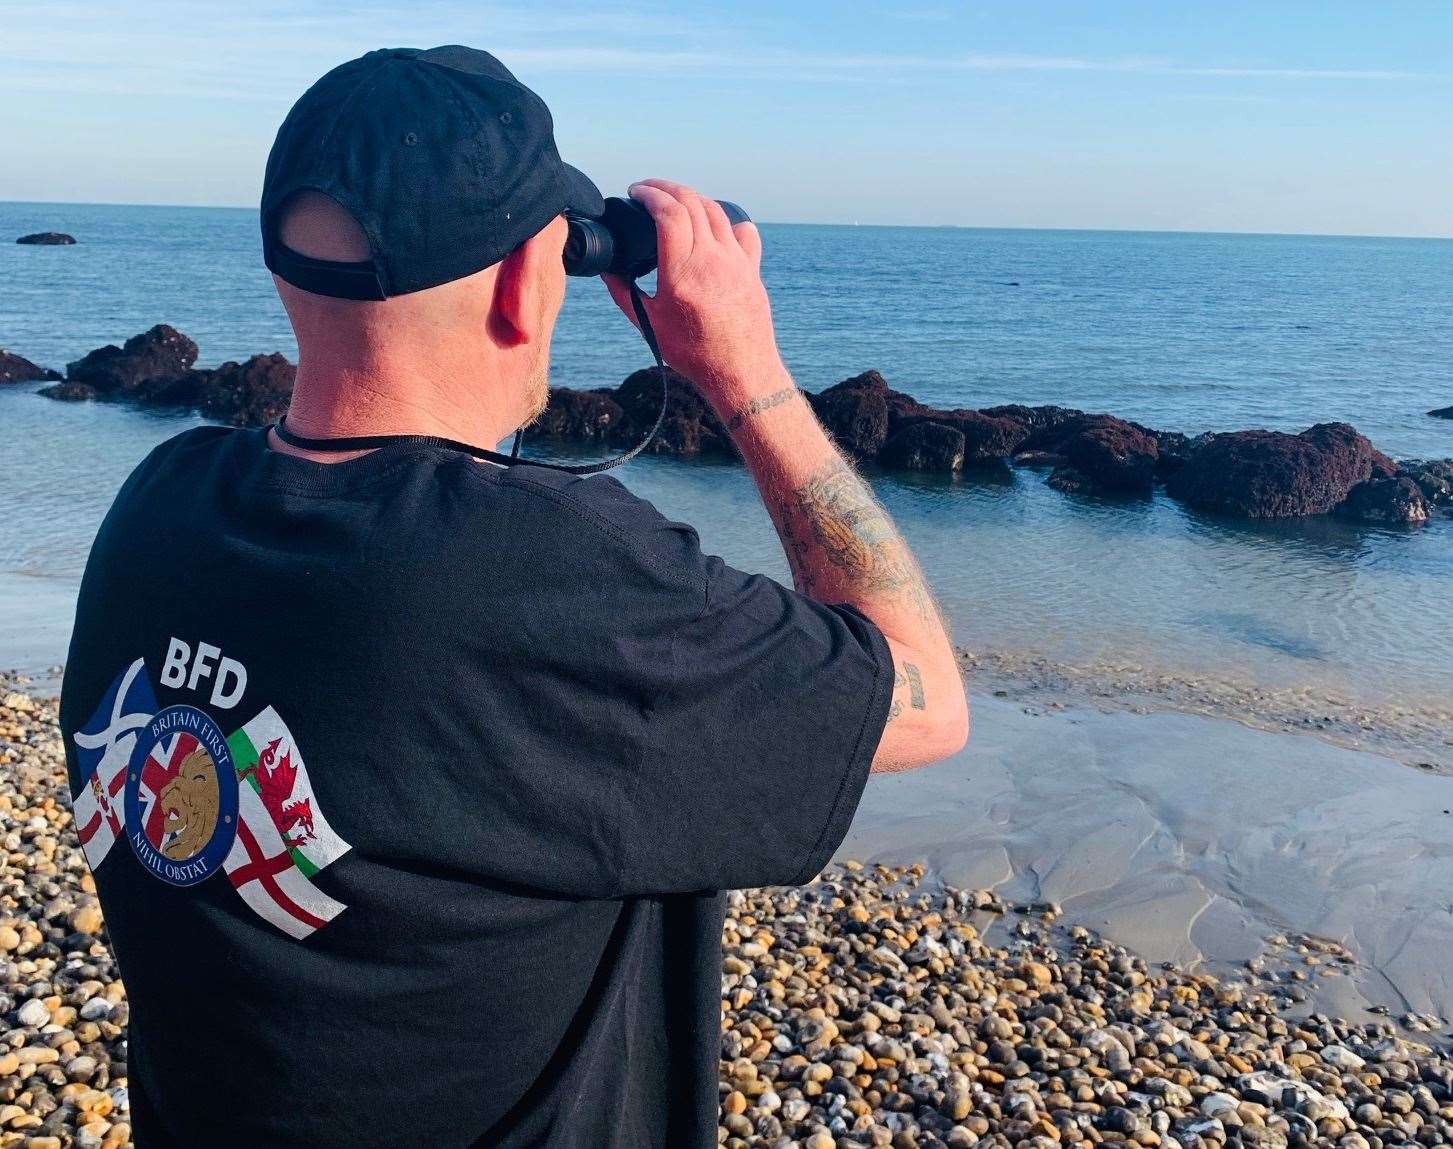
[725,386,800,431]
[779,457,939,622]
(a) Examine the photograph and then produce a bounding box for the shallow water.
[2,202,1450,716]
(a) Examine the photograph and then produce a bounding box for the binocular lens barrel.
[564,197,750,279]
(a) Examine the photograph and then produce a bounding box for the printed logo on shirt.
[123,705,240,886]
[69,645,352,940]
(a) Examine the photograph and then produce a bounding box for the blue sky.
[2,1,1450,235]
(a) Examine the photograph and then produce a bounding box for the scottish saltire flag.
[225,707,350,939]
[70,658,158,868]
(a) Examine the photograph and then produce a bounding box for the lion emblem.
[157,746,221,860]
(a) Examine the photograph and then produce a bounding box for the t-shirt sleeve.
[501,469,895,897]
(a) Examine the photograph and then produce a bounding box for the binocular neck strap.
[272,279,670,476]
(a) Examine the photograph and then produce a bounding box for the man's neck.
[275,363,519,461]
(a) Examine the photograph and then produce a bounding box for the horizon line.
[2,198,1450,244]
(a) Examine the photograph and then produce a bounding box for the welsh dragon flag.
[225,708,351,939]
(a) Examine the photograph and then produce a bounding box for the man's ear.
[490,218,564,348]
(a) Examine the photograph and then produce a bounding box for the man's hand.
[602,178,789,410]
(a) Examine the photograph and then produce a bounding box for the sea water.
[2,202,1450,711]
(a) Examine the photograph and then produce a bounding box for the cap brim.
[561,162,605,218]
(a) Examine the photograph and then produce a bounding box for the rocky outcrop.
[0,350,61,383]
[615,366,732,456]
[16,232,76,245]
[1428,406,1453,419]
[27,327,1441,526]
[808,371,894,459]
[878,422,966,472]
[1399,459,1453,508]
[1055,418,1159,494]
[67,325,198,395]
[1164,423,1395,518]
[1336,476,1430,526]
[194,354,295,427]
[530,388,625,443]
[529,368,735,457]
[37,381,97,402]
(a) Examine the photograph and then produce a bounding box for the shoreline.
[954,648,1453,772]
[3,691,1451,1149]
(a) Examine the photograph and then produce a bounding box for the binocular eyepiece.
[564,196,750,280]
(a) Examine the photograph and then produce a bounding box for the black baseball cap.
[261,45,604,300]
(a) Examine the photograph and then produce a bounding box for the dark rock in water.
[1011,449,1067,468]
[1059,418,1159,493]
[132,370,207,408]
[878,421,966,472]
[38,381,98,402]
[1165,422,1395,518]
[194,353,294,426]
[909,409,1028,463]
[1047,465,1096,494]
[16,231,76,245]
[983,404,1086,444]
[1428,406,1453,419]
[530,387,626,443]
[614,366,732,456]
[0,349,62,383]
[1151,430,1200,477]
[1399,459,1453,507]
[1337,476,1430,526]
[809,371,893,459]
[67,324,198,395]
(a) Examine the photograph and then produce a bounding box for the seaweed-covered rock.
[0,349,62,383]
[67,324,198,395]
[1059,419,1160,493]
[1151,430,1199,477]
[16,231,76,245]
[1165,422,1395,518]
[878,421,966,472]
[908,409,1028,463]
[1336,477,1430,526]
[530,388,627,443]
[983,404,1086,442]
[194,353,295,427]
[1398,459,1453,507]
[38,380,98,402]
[808,371,892,459]
[132,371,207,408]
[613,366,731,456]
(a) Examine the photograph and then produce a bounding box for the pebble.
[6,686,1453,1149]
[1,688,127,1149]
[717,864,1453,1148]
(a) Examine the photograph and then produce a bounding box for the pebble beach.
[4,687,1452,1149]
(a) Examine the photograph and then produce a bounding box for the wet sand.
[842,691,1453,1026]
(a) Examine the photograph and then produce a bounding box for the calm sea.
[2,202,1451,711]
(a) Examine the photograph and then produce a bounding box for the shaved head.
[271,195,570,441]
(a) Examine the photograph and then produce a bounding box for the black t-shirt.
[59,426,893,1149]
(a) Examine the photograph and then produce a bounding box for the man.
[60,45,967,1148]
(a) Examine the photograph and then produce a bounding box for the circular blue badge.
[124,705,239,886]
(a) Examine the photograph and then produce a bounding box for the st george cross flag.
[70,659,158,868]
[224,707,350,939]
[224,782,347,940]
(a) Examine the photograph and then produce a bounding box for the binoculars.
[565,196,750,280]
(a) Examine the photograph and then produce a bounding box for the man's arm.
[605,179,968,772]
